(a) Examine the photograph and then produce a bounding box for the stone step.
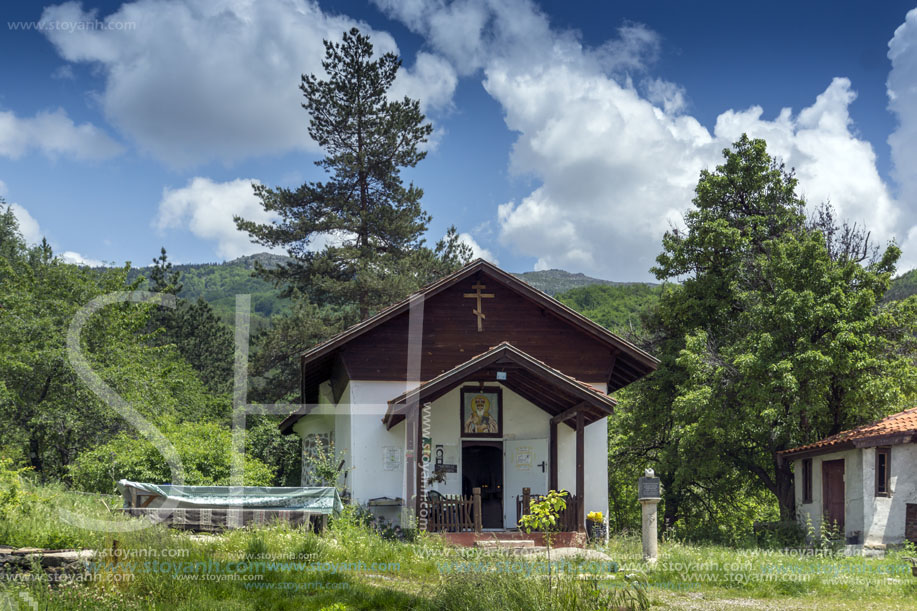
[475,539,536,549]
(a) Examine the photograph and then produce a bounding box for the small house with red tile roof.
[781,407,917,548]
[279,259,659,534]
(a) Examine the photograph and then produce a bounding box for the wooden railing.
[424,487,583,533]
[425,489,478,532]
[516,489,582,532]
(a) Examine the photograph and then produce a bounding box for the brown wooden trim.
[854,434,914,448]
[606,350,618,387]
[384,343,616,430]
[875,447,891,497]
[575,411,585,532]
[780,441,856,461]
[460,386,503,438]
[299,259,658,373]
[549,421,558,491]
[415,406,424,525]
[330,353,350,405]
[821,459,845,532]
[461,440,503,449]
[802,458,813,504]
[551,402,588,425]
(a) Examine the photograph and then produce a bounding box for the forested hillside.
[126,253,290,328]
[885,267,917,302]
[511,268,634,295]
[1,211,301,490]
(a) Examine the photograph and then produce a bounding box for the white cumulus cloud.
[0,108,123,160]
[61,251,105,267]
[155,177,277,259]
[457,232,498,264]
[41,0,457,168]
[888,8,917,271]
[9,203,43,244]
[379,0,908,280]
[8,201,103,265]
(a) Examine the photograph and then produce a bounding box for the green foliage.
[247,294,346,402]
[0,205,229,480]
[0,480,131,549]
[144,248,235,393]
[610,135,917,539]
[556,283,661,334]
[518,488,569,567]
[518,489,569,541]
[2,482,913,610]
[235,27,470,324]
[0,457,31,520]
[302,435,348,493]
[512,268,633,296]
[231,29,472,405]
[67,419,275,493]
[885,267,917,302]
[244,417,303,486]
[127,252,291,329]
[429,570,648,611]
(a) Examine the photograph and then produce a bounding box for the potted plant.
[587,511,606,542]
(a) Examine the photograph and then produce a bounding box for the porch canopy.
[384,341,616,429]
[384,342,615,531]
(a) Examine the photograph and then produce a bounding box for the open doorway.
[462,442,503,529]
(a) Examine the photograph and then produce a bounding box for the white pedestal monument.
[638,468,661,563]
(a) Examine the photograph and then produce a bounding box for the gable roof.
[282,259,659,434]
[382,342,617,429]
[781,407,917,459]
[300,258,658,383]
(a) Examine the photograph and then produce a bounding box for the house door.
[822,459,845,533]
[461,442,503,529]
[503,438,548,530]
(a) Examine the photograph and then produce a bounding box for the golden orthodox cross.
[463,282,494,332]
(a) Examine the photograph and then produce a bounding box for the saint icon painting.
[461,387,502,437]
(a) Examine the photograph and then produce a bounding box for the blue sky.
[2,1,916,281]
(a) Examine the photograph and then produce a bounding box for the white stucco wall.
[794,449,862,539]
[795,444,917,545]
[556,412,609,523]
[292,380,338,486]
[348,381,419,506]
[298,378,610,529]
[863,444,917,545]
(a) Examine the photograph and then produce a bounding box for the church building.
[279,259,658,533]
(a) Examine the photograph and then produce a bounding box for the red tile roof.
[781,407,917,458]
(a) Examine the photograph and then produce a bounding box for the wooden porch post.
[415,403,425,530]
[405,406,419,528]
[575,410,585,532]
[549,421,558,491]
[473,487,482,532]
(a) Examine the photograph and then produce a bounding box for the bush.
[0,457,31,519]
[68,419,275,493]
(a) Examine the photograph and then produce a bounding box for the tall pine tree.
[236,28,468,323]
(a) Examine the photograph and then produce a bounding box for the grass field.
[2,485,916,610]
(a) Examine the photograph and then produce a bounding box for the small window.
[802,458,813,504]
[876,447,891,497]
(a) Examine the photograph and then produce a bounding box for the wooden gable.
[296,260,657,407]
[341,268,616,382]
